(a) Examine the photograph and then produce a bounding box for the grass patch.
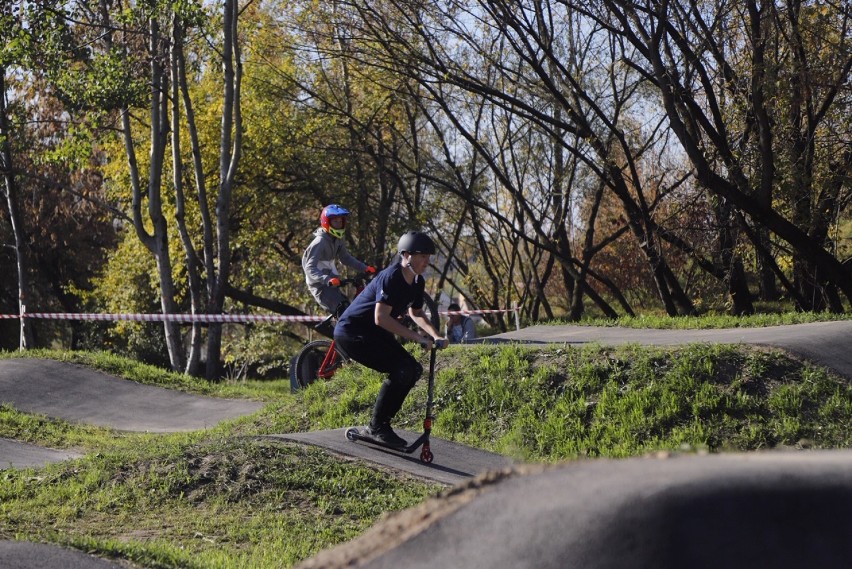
[1,435,435,567]
[383,343,852,462]
[0,404,130,450]
[553,311,852,329]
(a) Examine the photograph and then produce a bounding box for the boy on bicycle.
[334,231,448,448]
[302,204,375,319]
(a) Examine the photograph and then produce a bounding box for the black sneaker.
[365,423,407,448]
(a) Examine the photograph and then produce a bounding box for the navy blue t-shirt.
[335,262,424,336]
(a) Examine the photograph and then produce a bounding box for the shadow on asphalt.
[269,428,514,486]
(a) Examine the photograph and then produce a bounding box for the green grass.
[402,343,852,460]
[552,310,852,329]
[1,435,435,568]
[2,335,852,567]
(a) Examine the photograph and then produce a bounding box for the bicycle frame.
[291,274,373,387]
[317,342,343,379]
[324,274,371,379]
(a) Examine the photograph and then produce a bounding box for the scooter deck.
[344,349,437,464]
[345,427,433,462]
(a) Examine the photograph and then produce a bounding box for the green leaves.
[52,47,148,111]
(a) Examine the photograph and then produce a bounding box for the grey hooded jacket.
[302,228,367,310]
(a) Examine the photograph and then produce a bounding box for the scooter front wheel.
[420,448,433,463]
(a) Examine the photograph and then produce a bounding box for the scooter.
[345,346,437,463]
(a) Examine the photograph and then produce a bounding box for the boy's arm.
[375,303,428,344]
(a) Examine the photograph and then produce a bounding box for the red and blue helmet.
[320,204,349,238]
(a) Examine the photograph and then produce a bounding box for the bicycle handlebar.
[336,270,378,288]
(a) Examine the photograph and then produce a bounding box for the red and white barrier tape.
[440,309,514,315]
[0,312,326,323]
[0,306,520,328]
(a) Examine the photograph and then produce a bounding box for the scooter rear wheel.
[345,427,359,441]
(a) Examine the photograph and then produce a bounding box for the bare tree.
[578,0,852,308]
[203,0,243,379]
[338,0,702,316]
[68,0,244,378]
[170,15,204,376]
[0,67,34,348]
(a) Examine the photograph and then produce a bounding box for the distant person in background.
[445,302,477,344]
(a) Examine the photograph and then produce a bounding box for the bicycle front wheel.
[294,340,347,388]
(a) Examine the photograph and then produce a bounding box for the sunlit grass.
[1,436,436,568]
[551,311,852,329]
[390,343,852,461]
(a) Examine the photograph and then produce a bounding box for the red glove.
[328,277,341,287]
[365,266,376,274]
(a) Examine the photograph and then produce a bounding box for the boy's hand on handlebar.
[419,337,449,350]
[328,277,341,287]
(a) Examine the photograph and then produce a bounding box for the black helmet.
[397,231,436,255]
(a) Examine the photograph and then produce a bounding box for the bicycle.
[292,273,370,389]
[292,274,441,389]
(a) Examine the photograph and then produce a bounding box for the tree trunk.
[609,173,686,316]
[206,0,243,380]
[0,68,34,349]
[172,18,203,376]
[100,3,184,371]
[148,19,185,372]
[747,0,779,303]
[714,198,754,315]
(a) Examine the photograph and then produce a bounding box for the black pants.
[334,329,423,427]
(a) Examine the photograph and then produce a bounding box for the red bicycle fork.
[318,342,341,379]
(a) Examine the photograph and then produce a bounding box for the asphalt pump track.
[3,320,852,568]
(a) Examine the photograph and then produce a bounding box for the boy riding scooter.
[334,231,448,449]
